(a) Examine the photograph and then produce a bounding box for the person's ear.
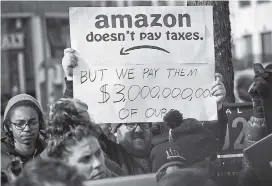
[5,122,13,132]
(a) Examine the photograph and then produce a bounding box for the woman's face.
[66,136,107,180]
[9,106,40,145]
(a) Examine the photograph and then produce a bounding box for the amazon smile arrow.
[120,45,170,55]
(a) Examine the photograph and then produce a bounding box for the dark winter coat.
[1,136,46,184]
[1,137,46,170]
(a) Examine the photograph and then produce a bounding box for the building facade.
[3,0,270,110]
[230,0,272,71]
[1,1,185,115]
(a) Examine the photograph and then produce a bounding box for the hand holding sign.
[62,48,78,80]
[211,73,226,111]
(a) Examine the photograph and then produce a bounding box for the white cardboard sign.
[69,6,216,123]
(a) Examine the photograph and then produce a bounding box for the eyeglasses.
[124,123,150,131]
[10,121,39,130]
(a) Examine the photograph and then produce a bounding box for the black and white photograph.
[1,1,272,186]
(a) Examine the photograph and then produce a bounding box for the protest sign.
[221,102,253,155]
[69,6,213,65]
[69,6,216,123]
[214,103,253,186]
[73,64,217,123]
[244,133,272,180]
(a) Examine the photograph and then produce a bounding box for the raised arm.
[202,73,228,150]
[63,78,73,98]
[62,48,77,98]
[202,107,228,150]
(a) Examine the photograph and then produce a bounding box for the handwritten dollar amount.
[98,84,212,104]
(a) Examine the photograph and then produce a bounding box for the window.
[1,18,35,115]
[239,1,251,7]
[105,1,118,7]
[257,0,270,4]
[155,1,168,6]
[132,1,152,6]
[244,35,253,56]
[242,35,254,67]
[261,32,272,62]
[46,18,70,58]
[43,18,70,106]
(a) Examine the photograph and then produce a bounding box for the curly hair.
[46,99,102,159]
[2,100,45,146]
[12,158,84,186]
[47,125,100,159]
[163,109,183,129]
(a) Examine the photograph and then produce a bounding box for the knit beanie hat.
[150,141,187,173]
[4,94,43,120]
[163,110,218,165]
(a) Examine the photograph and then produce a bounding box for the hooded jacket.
[1,136,46,172]
[1,94,47,165]
[1,94,47,182]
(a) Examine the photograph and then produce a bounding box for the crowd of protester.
[1,48,271,186]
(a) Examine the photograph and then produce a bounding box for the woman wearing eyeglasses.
[1,94,46,183]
